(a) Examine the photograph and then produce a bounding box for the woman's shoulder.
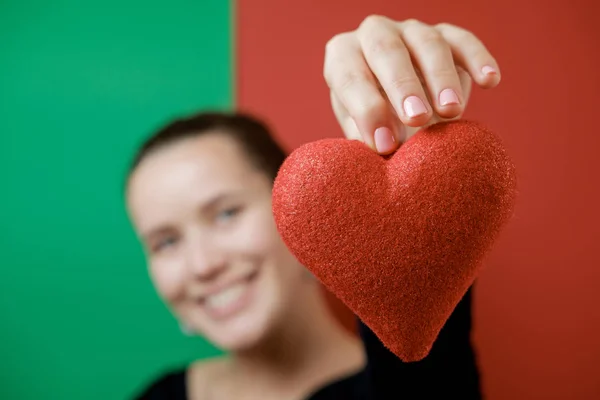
[134,369,187,400]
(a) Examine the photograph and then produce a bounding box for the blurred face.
[126,132,307,351]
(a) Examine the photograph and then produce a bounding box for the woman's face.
[127,132,307,351]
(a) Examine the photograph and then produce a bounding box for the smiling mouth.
[198,270,259,320]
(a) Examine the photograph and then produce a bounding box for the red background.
[236,1,600,398]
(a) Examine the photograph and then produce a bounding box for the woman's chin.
[211,324,269,352]
[201,310,275,352]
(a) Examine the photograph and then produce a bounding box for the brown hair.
[128,111,287,182]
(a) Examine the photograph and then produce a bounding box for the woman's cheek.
[235,208,277,252]
[149,258,187,302]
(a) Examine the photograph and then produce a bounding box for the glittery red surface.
[272,120,518,362]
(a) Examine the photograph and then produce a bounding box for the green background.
[0,1,232,398]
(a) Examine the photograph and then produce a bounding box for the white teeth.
[206,284,246,309]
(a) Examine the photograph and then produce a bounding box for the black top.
[135,288,481,399]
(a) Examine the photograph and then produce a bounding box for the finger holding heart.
[324,16,500,154]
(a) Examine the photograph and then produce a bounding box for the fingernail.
[482,65,496,75]
[374,127,396,154]
[403,96,427,118]
[439,88,460,106]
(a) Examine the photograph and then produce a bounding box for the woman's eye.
[153,236,177,253]
[216,206,241,223]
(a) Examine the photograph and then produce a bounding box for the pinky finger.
[435,23,501,89]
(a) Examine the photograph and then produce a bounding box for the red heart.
[272,120,517,362]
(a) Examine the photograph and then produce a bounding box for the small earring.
[304,268,316,281]
[179,321,195,336]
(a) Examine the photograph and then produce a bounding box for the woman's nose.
[186,241,226,281]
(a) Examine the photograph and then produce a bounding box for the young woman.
[126,15,500,399]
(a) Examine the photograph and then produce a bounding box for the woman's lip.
[199,271,259,320]
[197,270,258,302]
